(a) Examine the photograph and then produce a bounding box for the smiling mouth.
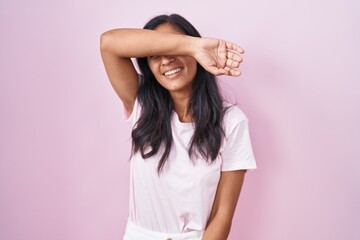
[164,67,183,76]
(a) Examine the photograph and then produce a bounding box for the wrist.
[184,35,201,58]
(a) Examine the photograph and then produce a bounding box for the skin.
[203,170,246,240]
[100,23,247,240]
[147,24,198,122]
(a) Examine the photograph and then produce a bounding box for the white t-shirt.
[122,95,257,234]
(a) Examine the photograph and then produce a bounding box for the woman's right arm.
[99,29,198,114]
[99,28,244,114]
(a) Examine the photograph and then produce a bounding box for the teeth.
[164,68,182,76]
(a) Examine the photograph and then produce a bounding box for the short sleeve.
[220,111,257,172]
[122,97,140,124]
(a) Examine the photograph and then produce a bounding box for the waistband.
[123,219,203,240]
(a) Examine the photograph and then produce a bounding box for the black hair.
[132,14,228,173]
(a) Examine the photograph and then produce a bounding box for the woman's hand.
[193,38,244,76]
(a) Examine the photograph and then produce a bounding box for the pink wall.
[0,0,359,239]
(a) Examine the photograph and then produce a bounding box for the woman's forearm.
[202,214,232,240]
[202,170,246,240]
[100,28,198,58]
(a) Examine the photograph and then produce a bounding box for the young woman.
[100,14,257,240]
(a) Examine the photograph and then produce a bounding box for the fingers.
[229,69,241,76]
[207,63,241,76]
[208,65,241,76]
[224,66,241,76]
[223,50,243,76]
[207,65,228,76]
[226,58,240,68]
[225,41,245,54]
[212,40,244,76]
[227,51,242,63]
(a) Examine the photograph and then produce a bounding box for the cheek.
[188,61,198,77]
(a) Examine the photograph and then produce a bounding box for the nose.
[161,56,175,65]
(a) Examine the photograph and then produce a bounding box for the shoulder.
[220,102,257,171]
[223,102,249,130]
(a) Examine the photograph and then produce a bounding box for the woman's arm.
[100,29,197,114]
[100,28,197,58]
[202,170,247,240]
[100,28,244,114]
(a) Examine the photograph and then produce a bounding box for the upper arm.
[100,32,139,114]
[208,170,246,224]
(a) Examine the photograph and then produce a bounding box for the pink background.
[1,0,359,239]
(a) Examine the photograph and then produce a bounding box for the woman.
[100,14,257,240]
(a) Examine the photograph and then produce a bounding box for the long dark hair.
[132,14,228,173]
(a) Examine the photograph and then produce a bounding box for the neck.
[170,91,192,123]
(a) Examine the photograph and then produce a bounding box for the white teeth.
[164,68,182,76]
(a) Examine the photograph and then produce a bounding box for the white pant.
[123,219,204,240]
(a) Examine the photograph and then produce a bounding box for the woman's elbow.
[100,31,113,52]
